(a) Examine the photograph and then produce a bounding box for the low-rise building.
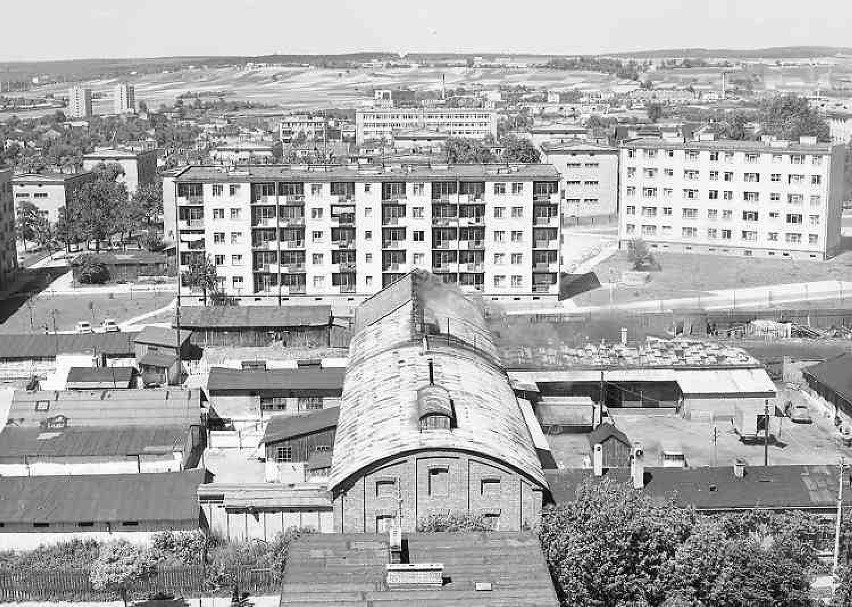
[261,407,339,483]
[12,171,96,224]
[82,147,157,194]
[279,115,327,144]
[541,140,619,223]
[528,124,589,148]
[178,306,335,348]
[211,141,277,165]
[65,366,134,390]
[134,326,193,386]
[70,251,168,283]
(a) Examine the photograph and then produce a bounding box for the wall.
[0,452,186,476]
[333,449,544,533]
[200,504,333,542]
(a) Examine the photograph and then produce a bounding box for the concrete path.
[120,299,176,331]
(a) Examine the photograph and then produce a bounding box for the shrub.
[417,512,493,533]
[89,541,157,607]
[0,538,101,571]
[76,254,110,284]
[151,530,211,565]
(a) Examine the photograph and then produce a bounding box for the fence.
[0,565,276,603]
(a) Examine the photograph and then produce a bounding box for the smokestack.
[592,443,603,477]
[631,442,645,489]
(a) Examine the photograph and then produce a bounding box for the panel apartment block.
[618,136,845,260]
[356,108,498,143]
[171,163,562,304]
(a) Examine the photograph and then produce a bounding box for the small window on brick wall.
[480,477,501,498]
[428,467,449,497]
[375,477,397,498]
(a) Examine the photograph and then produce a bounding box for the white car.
[75,321,93,334]
[102,319,120,333]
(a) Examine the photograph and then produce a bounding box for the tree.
[760,94,830,142]
[500,135,540,164]
[539,478,696,607]
[181,254,219,305]
[834,566,852,606]
[75,253,110,284]
[15,200,50,251]
[445,138,495,164]
[89,541,157,607]
[628,238,656,271]
[648,103,664,123]
[65,166,128,252]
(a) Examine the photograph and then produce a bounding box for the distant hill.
[607,46,852,59]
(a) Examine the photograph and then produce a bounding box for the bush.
[151,530,211,565]
[0,538,101,571]
[90,541,157,607]
[417,512,493,533]
[76,254,110,284]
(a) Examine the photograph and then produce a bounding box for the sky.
[1,0,852,62]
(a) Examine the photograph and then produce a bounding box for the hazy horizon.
[1,0,851,63]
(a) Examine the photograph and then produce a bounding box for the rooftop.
[83,147,156,159]
[174,163,560,184]
[622,137,835,153]
[0,425,190,458]
[207,366,345,394]
[66,366,134,387]
[280,532,559,607]
[12,171,93,184]
[0,332,138,360]
[198,482,331,509]
[134,326,192,349]
[178,305,331,329]
[7,388,201,428]
[0,469,206,526]
[262,407,340,445]
[541,140,617,153]
[803,353,852,404]
[329,271,546,491]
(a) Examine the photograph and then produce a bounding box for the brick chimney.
[592,443,604,477]
[631,442,645,489]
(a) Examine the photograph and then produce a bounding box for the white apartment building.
[356,109,498,143]
[67,86,92,119]
[618,136,846,260]
[541,140,619,223]
[170,163,561,304]
[279,115,326,143]
[114,82,136,114]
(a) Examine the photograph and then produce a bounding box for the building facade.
[113,82,136,114]
[171,163,561,304]
[356,109,498,143]
[541,140,619,223]
[279,115,327,143]
[0,169,17,292]
[82,147,157,195]
[12,171,96,224]
[67,86,92,119]
[618,136,846,259]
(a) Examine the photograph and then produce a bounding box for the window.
[809,215,820,226]
[786,214,802,224]
[376,478,397,498]
[723,172,733,182]
[744,153,759,164]
[312,230,323,242]
[643,168,657,178]
[511,275,523,288]
[312,253,324,264]
[511,182,523,195]
[788,174,805,185]
[493,183,506,195]
[663,188,673,198]
[627,149,636,159]
[275,446,292,462]
[810,195,821,207]
[232,276,243,288]
[709,151,719,162]
[626,206,635,215]
[662,225,672,235]
[364,230,372,241]
[809,234,819,245]
[212,184,224,197]
[772,154,783,164]
[663,207,672,216]
[493,275,506,287]
[742,211,759,222]
[311,208,323,219]
[413,230,425,242]
[214,232,225,244]
[682,208,698,219]
[213,208,224,220]
[626,167,636,178]
[791,155,804,165]
[313,276,324,288]
[365,253,373,263]
[34,400,50,412]
[585,180,599,187]
[481,478,501,498]
[788,194,803,205]
[741,231,757,241]
[428,467,449,497]
[511,253,523,265]
[683,170,699,181]
[768,232,779,242]
[721,229,732,240]
[641,206,657,218]
[510,231,523,243]
[366,276,373,287]
[769,211,779,219]
[743,173,760,183]
[231,254,243,266]
[364,207,372,217]
[364,183,372,193]
[724,152,735,163]
[626,186,636,197]
[685,150,700,161]
[683,189,698,199]
[230,232,242,245]
[644,149,658,158]
[709,171,719,181]
[682,227,697,238]
[214,254,225,266]
[413,183,425,196]
[771,173,781,182]
[664,168,674,177]
[229,184,240,196]
[770,193,781,202]
[641,225,657,237]
[494,253,506,265]
[708,190,719,200]
[230,208,241,220]
[311,183,322,195]
[493,230,505,242]
[625,224,635,234]
[511,206,524,218]
[707,228,718,239]
[412,206,424,218]
[743,192,759,202]
[707,209,718,219]
[494,206,505,218]
[722,210,733,220]
[811,175,822,186]
[642,187,658,198]
[786,233,802,244]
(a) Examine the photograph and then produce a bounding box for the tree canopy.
[89,541,157,607]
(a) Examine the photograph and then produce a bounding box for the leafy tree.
[89,541,157,607]
[760,94,830,142]
[648,103,664,123]
[15,200,50,251]
[445,137,495,164]
[65,165,128,251]
[181,254,219,305]
[500,135,540,164]
[131,181,164,233]
[834,565,852,607]
[628,238,656,271]
[75,253,110,284]
[539,478,696,607]
[418,512,493,533]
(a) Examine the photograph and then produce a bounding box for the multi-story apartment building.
[618,136,846,260]
[12,171,96,224]
[279,115,327,143]
[82,147,157,194]
[356,109,498,143]
[541,140,619,223]
[0,169,18,292]
[113,82,136,114]
[67,86,92,119]
[170,163,561,304]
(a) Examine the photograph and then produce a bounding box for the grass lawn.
[0,291,174,334]
[572,249,852,307]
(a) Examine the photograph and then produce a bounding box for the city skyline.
[1,0,852,62]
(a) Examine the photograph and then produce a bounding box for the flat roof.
[66,366,133,385]
[262,407,340,444]
[173,163,560,184]
[622,137,835,154]
[12,171,93,184]
[207,367,345,394]
[178,305,331,329]
[0,469,206,526]
[0,332,138,360]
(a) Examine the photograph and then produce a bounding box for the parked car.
[102,318,120,333]
[75,321,93,334]
[785,401,812,424]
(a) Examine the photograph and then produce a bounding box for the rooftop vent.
[733,458,746,478]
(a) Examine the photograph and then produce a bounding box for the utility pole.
[713,426,718,467]
[834,457,846,576]
[599,370,605,411]
[764,399,770,466]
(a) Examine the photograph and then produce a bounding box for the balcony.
[253,263,279,273]
[252,240,277,251]
[333,240,355,249]
[381,195,407,204]
[458,239,484,249]
[432,264,458,274]
[252,195,276,204]
[382,263,402,272]
[281,263,306,273]
[533,216,558,226]
[252,217,277,228]
[458,215,484,226]
[381,240,403,249]
[284,194,306,204]
[337,261,356,272]
[335,194,355,203]
[534,194,559,204]
[331,215,356,226]
[534,262,559,273]
[178,195,204,205]
[533,283,555,294]
[431,217,458,226]
[283,285,307,295]
[433,240,458,250]
[382,216,403,226]
[280,217,306,227]
[280,240,304,249]
[460,263,484,273]
[338,285,357,294]
[178,219,205,229]
[534,240,558,249]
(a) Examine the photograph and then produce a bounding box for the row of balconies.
[252,263,307,273]
[251,217,305,228]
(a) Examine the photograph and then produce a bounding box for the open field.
[545,385,852,469]
[0,291,174,334]
[572,248,852,307]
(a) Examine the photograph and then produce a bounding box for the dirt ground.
[545,384,852,469]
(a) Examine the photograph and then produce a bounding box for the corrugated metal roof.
[0,469,206,525]
[178,306,331,329]
[134,326,191,348]
[804,353,852,405]
[0,333,138,360]
[547,465,850,511]
[329,271,546,491]
[262,408,339,444]
[7,388,201,428]
[207,367,345,394]
[66,366,133,385]
[677,368,776,397]
[198,482,331,509]
[0,425,190,458]
[139,351,177,368]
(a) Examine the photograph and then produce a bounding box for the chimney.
[733,458,746,478]
[592,443,604,477]
[631,442,645,489]
[620,327,628,345]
